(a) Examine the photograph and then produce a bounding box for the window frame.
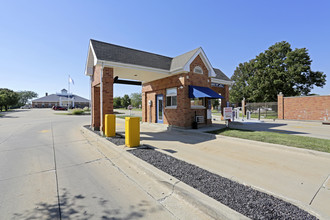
[193,66,203,74]
[165,87,177,108]
[190,97,206,109]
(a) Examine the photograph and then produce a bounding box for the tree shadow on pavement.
[140,130,216,145]
[229,122,309,135]
[13,188,162,220]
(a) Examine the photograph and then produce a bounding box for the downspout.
[100,62,104,132]
[89,75,92,128]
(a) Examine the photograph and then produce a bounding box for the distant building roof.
[32,90,89,103]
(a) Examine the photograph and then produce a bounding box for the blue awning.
[189,85,224,99]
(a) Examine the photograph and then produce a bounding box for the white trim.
[98,59,171,75]
[165,106,177,109]
[183,47,216,77]
[191,106,206,109]
[211,78,233,85]
[85,41,98,76]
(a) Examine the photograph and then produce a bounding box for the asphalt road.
[0,109,174,219]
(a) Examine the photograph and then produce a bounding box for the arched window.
[193,66,203,74]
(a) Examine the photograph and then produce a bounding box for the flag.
[69,76,74,85]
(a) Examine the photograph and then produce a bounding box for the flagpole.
[68,75,70,110]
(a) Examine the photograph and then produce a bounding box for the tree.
[113,97,122,108]
[0,88,19,111]
[230,41,326,102]
[17,91,38,106]
[130,92,142,108]
[121,94,131,108]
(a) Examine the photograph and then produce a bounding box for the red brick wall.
[91,66,114,131]
[278,95,330,121]
[142,55,213,127]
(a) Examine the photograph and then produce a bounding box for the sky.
[1,0,329,100]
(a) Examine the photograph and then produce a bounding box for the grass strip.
[116,115,142,121]
[208,128,330,153]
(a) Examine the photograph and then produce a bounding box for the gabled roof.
[170,48,199,72]
[32,94,90,103]
[91,39,172,70]
[85,39,231,80]
[213,68,231,81]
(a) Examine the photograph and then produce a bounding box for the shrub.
[72,108,85,115]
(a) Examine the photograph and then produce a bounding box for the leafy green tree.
[130,92,142,108]
[17,91,38,106]
[230,41,326,102]
[0,88,19,111]
[230,62,253,103]
[121,94,131,108]
[113,96,122,108]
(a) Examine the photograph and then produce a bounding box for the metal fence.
[245,102,278,119]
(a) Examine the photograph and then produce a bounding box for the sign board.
[223,107,233,120]
[211,82,224,88]
[128,105,133,110]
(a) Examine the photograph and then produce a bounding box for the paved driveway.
[0,109,174,219]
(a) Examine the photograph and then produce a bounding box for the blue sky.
[1,0,329,100]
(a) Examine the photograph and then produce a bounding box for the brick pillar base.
[277,92,284,119]
[101,67,114,132]
[92,86,100,129]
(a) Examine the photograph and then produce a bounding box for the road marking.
[40,130,50,133]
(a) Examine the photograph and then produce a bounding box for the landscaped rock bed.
[130,148,317,220]
[84,125,125,145]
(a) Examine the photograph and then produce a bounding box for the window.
[166,88,177,107]
[193,66,203,74]
[191,98,205,108]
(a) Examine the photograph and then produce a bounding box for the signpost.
[223,107,232,127]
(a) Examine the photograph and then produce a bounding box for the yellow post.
[125,117,140,147]
[105,114,116,137]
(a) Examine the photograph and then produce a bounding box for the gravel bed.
[84,125,125,146]
[130,148,317,220]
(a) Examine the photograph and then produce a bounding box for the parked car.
[52,106,67,110]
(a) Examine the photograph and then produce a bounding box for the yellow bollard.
[105,114,116,137]
[125,117,140,147]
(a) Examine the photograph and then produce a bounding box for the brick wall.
[91,66,113,131]
[142,55,213,127]
[278,94,330,121]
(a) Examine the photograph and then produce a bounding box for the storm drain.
[130,148,318,220]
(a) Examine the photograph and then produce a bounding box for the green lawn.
[116,115,142,121]
[115,108,142,111]
[208,128,330,153]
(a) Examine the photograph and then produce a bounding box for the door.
[156,95,164,123]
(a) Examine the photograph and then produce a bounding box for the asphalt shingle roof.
[213,68,231,81]
[33,94,89,103]
[90,39,232,82]
[91,39,173,70]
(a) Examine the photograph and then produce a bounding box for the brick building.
[32,89,90,108]
[85,39,232,131]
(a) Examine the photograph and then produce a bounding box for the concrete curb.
[80,126,249,220]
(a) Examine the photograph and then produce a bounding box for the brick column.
[142,92,147,122]
[92,86,100,129]
[277,92,284,119]
[242,98,246,116]
[101,67,114,132]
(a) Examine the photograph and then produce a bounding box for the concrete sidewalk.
[113,118,330,219]
[212,118,330,140]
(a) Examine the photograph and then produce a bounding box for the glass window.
[166,88,177,107]
[191,98,205,107]
[193,66,203,74]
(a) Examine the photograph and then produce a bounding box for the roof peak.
[90,39,173,59]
